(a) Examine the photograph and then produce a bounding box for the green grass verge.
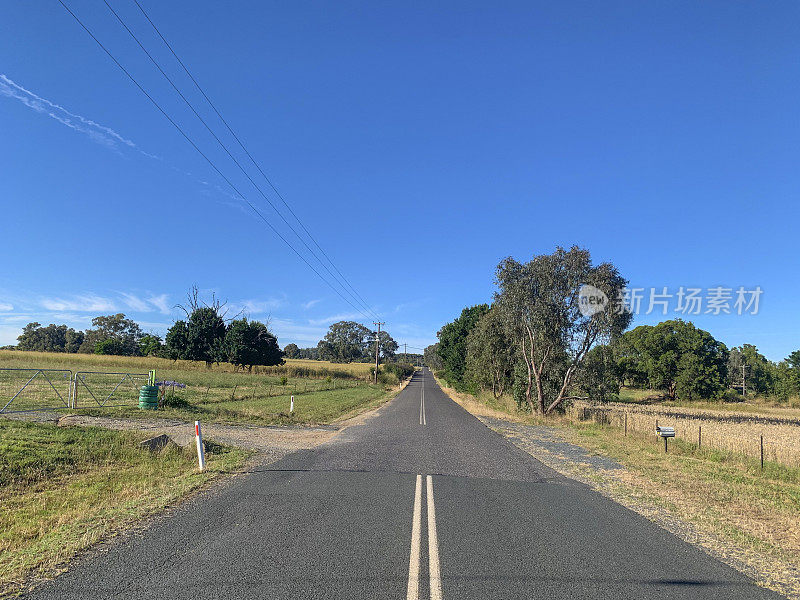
[0,350,405,425]
[79,383,398,426]
[0,419,248,595]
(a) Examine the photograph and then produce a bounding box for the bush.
[721,388,744,403]
[94,339,126,356]
[377,362,415,385]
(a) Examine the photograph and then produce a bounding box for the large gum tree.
[494,246,631,414]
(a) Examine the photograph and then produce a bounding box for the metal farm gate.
[0,368,72,413]
[71,371,149,409]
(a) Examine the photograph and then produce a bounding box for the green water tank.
[138,385,159,410]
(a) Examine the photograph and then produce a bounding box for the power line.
[131,0,380,322]
[57,0,377,323]
[132,0,380,323]
[101,0,381,322]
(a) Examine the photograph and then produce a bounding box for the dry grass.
[562,423,800,599]
[0,351,372,380]
[572,400,800,468]
[0,419,247,595]
[442,376,800,599]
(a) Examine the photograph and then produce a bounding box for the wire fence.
[571,400,800,468]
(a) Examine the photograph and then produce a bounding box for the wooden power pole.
[373,322,384,384]
[742,363,748,398]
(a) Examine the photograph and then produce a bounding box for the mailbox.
[656,426,675,438]
[656,426,675,453]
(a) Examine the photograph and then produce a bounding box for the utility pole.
[742,363,748,398]
[373,322,385,384]
[404,342,407,361]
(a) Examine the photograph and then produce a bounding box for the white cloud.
[119,292,151,312]
[0,74,137,150]
[0,302,13,311]
[41,294,117,313]
[0,325,22,346]
[302,299,321,310]
[307,312,366,326]
[0,314,33,323]
[146,294,171,314]
[235,297,286,315]
[269,318,327,346]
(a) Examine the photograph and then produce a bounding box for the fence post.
[624,412,627,436]
[698,426,702,449]
[760,435,764,470]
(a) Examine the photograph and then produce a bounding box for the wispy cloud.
[307,312,365,326]
[119,292,150,312]
[302,299,321,310]
[147,294,171,314]
[0,74,138,151]
[230,297,287,317]
[41,294,117,313]
[0,302,13,312]
[269,318,327,346]
[0,74,251,212]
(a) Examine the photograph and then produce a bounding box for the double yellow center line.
[406,474,442,600]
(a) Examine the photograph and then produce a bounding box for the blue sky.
[1,1,798,360]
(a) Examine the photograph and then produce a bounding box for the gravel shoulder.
[473,413,800,600]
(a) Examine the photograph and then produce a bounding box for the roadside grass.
[561,421,800,575]
[435,374,800,589]
[0,350,400,426]
[79,383,398,426]
[618,385,800,415]
[0,419,247,596]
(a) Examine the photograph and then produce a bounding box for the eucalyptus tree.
[371,329,399,361]
[436,304,490,389]
[317,320,372,363]
[465,308,515,398]
[494,247,630,414]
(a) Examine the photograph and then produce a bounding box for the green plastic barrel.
[138,385,159,410]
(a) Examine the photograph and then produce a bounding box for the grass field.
[0,419,247,596]
[618,385,800,412]
[0,351,403,425]
[80,383,397,426]
[0,350,375,379]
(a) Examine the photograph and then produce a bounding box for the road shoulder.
[443,385,800,600]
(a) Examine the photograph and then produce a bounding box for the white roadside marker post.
[195,421,206,471]
[290,395,294,414]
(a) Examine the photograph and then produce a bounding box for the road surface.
[27,368,782,599]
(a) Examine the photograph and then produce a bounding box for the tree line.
[283,320,400,364]
[14,309,284,372]
[11,292,411,373]
[427,247,800,414]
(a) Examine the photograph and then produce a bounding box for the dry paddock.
[571,400,800,468]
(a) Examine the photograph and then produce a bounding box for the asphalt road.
[27,368,782,599]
